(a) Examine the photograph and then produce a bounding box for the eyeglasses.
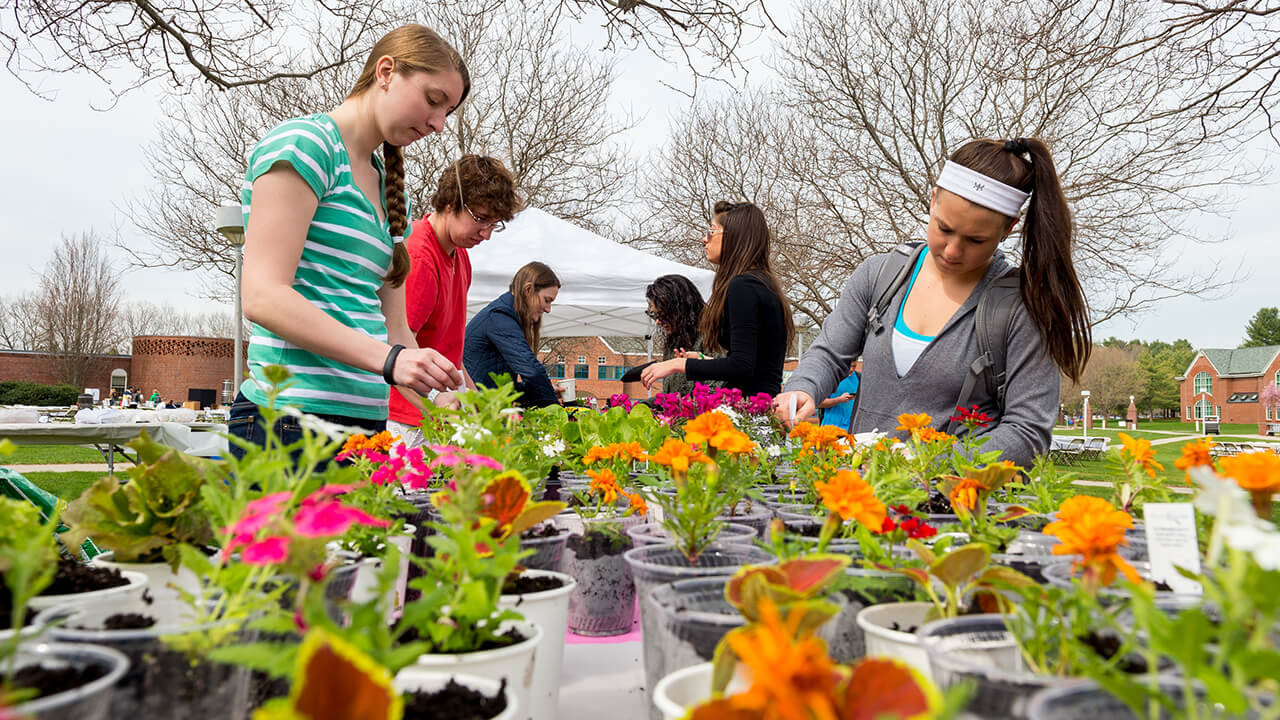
[455,163,506,232]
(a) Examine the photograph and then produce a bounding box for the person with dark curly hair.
[644,274,712,395]
[387,155,523,447]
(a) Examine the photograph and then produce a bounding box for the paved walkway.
[6,463,114,473]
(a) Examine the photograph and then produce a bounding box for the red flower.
[879,517,897,534]
[949,404,993,429]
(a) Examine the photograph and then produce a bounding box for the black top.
[685,274,787,396]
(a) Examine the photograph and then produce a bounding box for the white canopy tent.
[466,208,715,338]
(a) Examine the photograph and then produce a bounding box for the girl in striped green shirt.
[230,24,469,458]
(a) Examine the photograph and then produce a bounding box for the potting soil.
[505,573,564,595]
[402,677,508,720]
[12,663,107,700]
[41,559,129,595]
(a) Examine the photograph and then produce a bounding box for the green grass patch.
[22,471,107,501]
[1,444,105,464]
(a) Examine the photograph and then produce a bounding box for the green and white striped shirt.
[239,113,403,420]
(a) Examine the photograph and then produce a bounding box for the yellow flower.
[1118,432,1163,478]
[815,469,887,528]
[647,438,712,474]
[896,413,932,434]
[1044,495,1141,588]
[1174,437,1215,480]
[586,468,620,504]
[1219,451,1280,518]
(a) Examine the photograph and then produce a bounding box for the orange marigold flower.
[711,428,758,455]
[1174,438,1215,482]
[626,492,648,517]
[340,433,370,455]
[947,478,984,514]
[684,411,737,447]
[1219,451,1280,518]
[800,425,850,453]
[583,442,648,465]
[586,468,620,504]
[365,430,398,452]
[896,413,932,433]
[648,438,712,474]
[1044,495,1141,588]
[1118,432,1164,478]
[788,422,818,441]
[815,469,887,528]
[722,599,842,720]
[915,427,954,445]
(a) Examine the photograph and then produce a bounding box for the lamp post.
[215,205,246,397]
[1081,390,1091,440]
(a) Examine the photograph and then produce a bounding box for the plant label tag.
[1143,503,1201,595]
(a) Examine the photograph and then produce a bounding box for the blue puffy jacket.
[463,292,559,406]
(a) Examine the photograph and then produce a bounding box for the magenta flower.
[465,453,502,470]
[304,484,360,503]
[226,492,291,535]
[241,535,292,565]
[293,501,389,538]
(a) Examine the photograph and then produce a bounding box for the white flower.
[715,407,743,426]
[541,439,565,457]
[448,423,492,445]
[765,444,783,458]
[1190,465,1280,570]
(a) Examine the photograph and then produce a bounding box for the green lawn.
[22,471,106,500]
[2,444,105,464]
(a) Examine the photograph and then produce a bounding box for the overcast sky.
[1,20,1276,351]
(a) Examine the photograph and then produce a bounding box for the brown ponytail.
[949,138,1091,382]
[382,141,410,287]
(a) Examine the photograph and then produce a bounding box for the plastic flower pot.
[779,519,863,557]
[498,570,575,720]
[626,522,756,548]
[91,551,204,608]
[1026,679,1274,719]
[917,614,1072,719]
[27,569,149,614]
[561,515,638,636]
[652,662,713,720]
[36,597,254,719]
[646,578,744,713]
[715,503,773,536]
[394,669,516,720]
[518,523,570,572]
[348,524,415,619]
[9,642,130,720]
[772,502,825,524]
[854,601,935,679]
[1041,560,1196,602]
[414,619,542,720]
[625,542,776,719]
[825,567,917,663]
[399,492,438,603]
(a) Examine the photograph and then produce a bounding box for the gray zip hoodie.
[784,248,1059,466]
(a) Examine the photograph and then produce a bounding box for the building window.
[545,363,565,379]
[598,356,606,365]
[577,355,586,364]
[1193,371,1212,395]
[597,365,627,380]
[1185,405,1191,419]
[1275,370,1279,387]
[556,354,565,363]
[574,364,589,379]
[110,369,127,393]
[1194,398,1213,419]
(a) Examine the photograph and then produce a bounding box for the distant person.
[228,25,469,460]
[774,138,1090,466]
[387,155,522,447]
[818,368,859,432]
[641,201,794,396]
[644,274,711,396]
[150,389,161,404]
[464,262,561,407]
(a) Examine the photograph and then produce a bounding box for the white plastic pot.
[415,619,542,720]
[855,601,935,679]
[498,570,574,720]
[349,524,415,619]
[28,569,148,613]
[652,663,713,720]
[91,552,202,608]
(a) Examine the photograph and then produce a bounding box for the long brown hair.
[699,201,795,353]
[509,261,561,351]
[348,24,470,288]
[949,138,1091,382]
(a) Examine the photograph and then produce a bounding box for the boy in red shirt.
[388,155,523,446]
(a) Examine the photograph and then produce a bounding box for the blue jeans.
[227,392,386,470]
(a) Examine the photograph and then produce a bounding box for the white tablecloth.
[560,641,647,720]
[0,422,228,458]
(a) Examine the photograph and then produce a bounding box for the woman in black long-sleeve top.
[642,201,794,396]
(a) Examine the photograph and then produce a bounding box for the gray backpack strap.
[866,242,925,337]
[948,269,1021,432]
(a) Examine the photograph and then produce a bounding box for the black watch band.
[382,344,405,385]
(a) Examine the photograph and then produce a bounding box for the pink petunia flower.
[293,501,389,538]
[226,492,291,536]
[465,453,502,470]
[303,484,360,503]
[241,536,291,565]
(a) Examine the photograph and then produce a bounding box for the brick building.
[1178,345,1280,433]
[0,336,247,407]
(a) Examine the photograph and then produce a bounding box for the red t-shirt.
[388,216,472,425]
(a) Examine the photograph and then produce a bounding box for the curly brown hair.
[431,155,523,221]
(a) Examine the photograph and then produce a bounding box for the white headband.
[936,161,1029,218]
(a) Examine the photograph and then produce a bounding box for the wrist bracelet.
[382,344,405,385]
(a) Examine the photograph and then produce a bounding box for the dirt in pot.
[504,573,564,595]
[567,528,633,559]
[521,523,562,540]
[1078,630,1155,674]
[12,662,107,700]
[915,492,954,515]
[101,613,157,630]
[403,677,508,720]
[0,581,37,627]
[40,559,129,596]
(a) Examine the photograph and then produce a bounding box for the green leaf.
[208,641,299,676]
[710,630,741,694]
[930,543,990,590]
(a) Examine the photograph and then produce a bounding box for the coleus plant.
[251,627,402,720]
[886,540,1036,621]
[710,554,851,693]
